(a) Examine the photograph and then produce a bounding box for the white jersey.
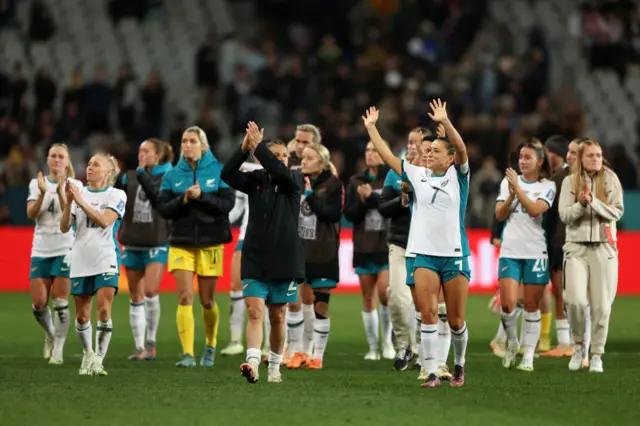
[228,162,262,240]
[28,177,84,258]
[70,186,127,278]
[497,176,556,259]
[403,161,470,258]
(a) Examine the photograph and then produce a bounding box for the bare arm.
[495,194,516,222]
[515,190,550,218]
[60,202,74,233]
[362,107,402,175]
[441,117,468,165]
[77,201,120,229]
[26,193,46,220]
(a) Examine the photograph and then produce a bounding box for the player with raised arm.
[118,139,173,360]
[221,122,305,384]
[60,153,127,376]
[363,99,470,388]
[286,143,343,370]
[343,142,393,361]
[27,144,82,364]
[221,160,263,357]
[495,138,556,372]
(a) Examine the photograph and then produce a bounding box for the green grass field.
[1,293,639,426]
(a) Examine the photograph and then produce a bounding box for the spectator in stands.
[196,108,221,152]
[196,34,219,90]
[168,112,187,160]
[84,65,112,134]
[29,0,56,42]
[34,67,56,117]
[114,62,137,140]
[225,64,257,136]
[469,157,502,227]
[0,0,17,28]
[9,62,27,121]
[56,101,84,146]
[141,70,165,137]
[0,146,31,187]
[62,67,85,113]
[609,143,637,189]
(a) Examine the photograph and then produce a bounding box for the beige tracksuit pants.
[563,241,618,355]
[388,244,414,347]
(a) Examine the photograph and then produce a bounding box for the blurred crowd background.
[1,0,639,227]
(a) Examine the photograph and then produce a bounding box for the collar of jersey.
[176,150,217,172]
[46,176,57,184]
[86,186,110,193]
[519,176,537,184]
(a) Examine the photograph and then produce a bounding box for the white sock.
[268,351,282,374]
[517,307,525,346]
[263,314,271,351]
[96,319,113,358]
[312,318,330,361]
[302,303,315,354]
[522,311,541,363]
[75,320,93,351]
[501,309,518,344]
[420,323,438,375]
[436,303,450,365]
[584,305,591,356]
[246,347,261,364]
[495,321,506,341]
[286,310,304,354]
[144,295,161,343]
[229,291,245,343]
[415,312,422,363]
[379,304,392,346]
[52,298,70,354]
[129,301,146,350]
[361,310,379,351]
[556,318,571,346]
[450,322,468,367]
[408,303,417,348]
[32,305,55,340]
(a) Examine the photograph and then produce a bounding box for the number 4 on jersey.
[47,200,55,215]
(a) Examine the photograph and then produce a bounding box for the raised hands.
[436,123,446,138]
[36,171,47,193]
[505,168,519,196]
[361,106,379,128]
[427,98,448,123]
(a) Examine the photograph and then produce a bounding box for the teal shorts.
[30,255,71,280]
[405,257,415,286]
[414,255,471,284]
[71,273,119,296]
[498,258,549,285]
[242,279,298,305]
[121,246,169,271]
[354,257,389,276]
[235,240,244,252]
[308,278,338,289]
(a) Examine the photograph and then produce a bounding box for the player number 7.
[454,260,462,271]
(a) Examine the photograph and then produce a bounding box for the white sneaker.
[90,354,108,376]
[569,344,585,371]
[589,355,603,373]
[418,367,428,380]
[79,351,94,375]
[43,336,54,360]
[382,343,396,360]
[267,368,283,383]
[364,349,381,360]
[502,341,518,369]
[48,348,63,365]
[438,364,452,380]
[220,342,244,356]
[240,360,260,384]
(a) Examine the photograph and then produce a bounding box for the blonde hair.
[571,139,607,204]
[182,126,210,156]
[49,143,76,178]
[305,143,332,171]
[296,124,322,144]
[95,153,120,187]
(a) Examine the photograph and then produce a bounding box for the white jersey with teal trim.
[70,186,127,278]
[497,176,556,259]
[228,162,262,240]
[28,177,84,258]
[403,161,470,258]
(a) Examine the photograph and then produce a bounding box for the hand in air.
[240,133,253,153]
[361,106,379,128]
[36,171,47,193]
[245,121,264,149]
[436,123,446,138]
[427,98,448,123]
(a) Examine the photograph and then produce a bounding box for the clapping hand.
[357,183,373,201]
[505,168,519,196]
[427,98,448,123]
[186,183,202,200]
[36,171,47,193]
[361,106,379,128]
[246,121,264,150]
[65,180,81,203]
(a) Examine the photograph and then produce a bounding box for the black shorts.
[549,246,564,272]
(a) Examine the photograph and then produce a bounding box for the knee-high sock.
[129,301,146,350]
[302,304,315,354]
[96,319,113,359]
[202,302,220,347]
[52,298,70,355]
[176,305,194,356]
[229,291,245,343]
[144,295,161,344]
